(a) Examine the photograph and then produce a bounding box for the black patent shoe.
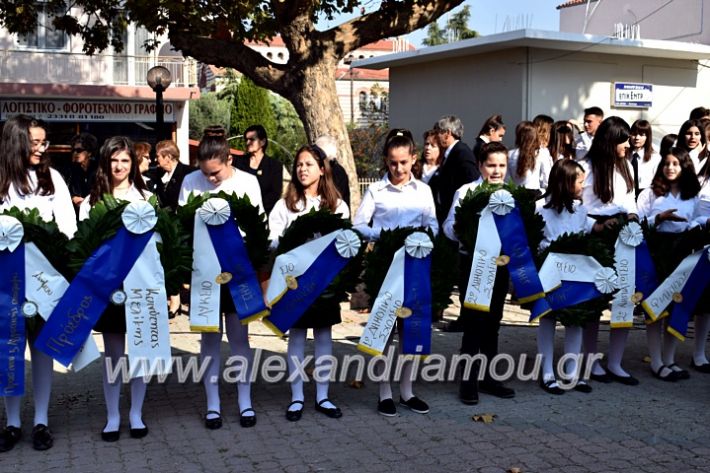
[31,424,53,450]
[204,411,222,430]
[315,399,342,419]
[0,426,22,452]
[239,408,257,428]
[286,401,304,422]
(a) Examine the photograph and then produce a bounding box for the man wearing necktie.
[631,150,640,197]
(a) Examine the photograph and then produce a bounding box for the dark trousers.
[458,254,509,381]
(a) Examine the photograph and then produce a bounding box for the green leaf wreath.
[641,218,710,280]
[177,191,270,270]
[536,231,614,327]
[362,227,457,315]
[67,194,192,296]
[274,207,364,303]
[453,181,544,256]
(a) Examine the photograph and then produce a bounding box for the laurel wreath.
[536,231,614,327]
[68,194,192,297]
[274,207,364,303]
[453,181,544,256]
[362,227,457,314]
[176,191,270,270]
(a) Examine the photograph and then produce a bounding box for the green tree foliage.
[269,93,307,169]
[348,124,387,178]
[232,76,277,140]
[188,92,231,140]
[422,4,478,46]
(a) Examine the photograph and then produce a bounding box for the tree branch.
[168,33,291,95]
[327,0,467,56]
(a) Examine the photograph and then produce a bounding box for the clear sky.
[320,0,565,47]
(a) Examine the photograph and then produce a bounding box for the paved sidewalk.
[3,297,710,473]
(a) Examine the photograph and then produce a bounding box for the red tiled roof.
[336,67,389,81]
[557,0,597,9]
[247,35,414,52]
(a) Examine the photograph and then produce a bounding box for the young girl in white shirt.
[353,129,438,416]
[0,115,76,453]
[269,145,349,422]
[580,116,639,386]
[536,159,605,394]
[638,147,702,381]
[178,133,264,431]
[677,119,708,175]
[629,120,662,195]
[508,121,552,193]
[81,137,152,442]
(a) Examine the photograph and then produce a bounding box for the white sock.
[662,327,679,368]
[563,325,583,379]
[646,320,664,373]
[314,327,335,409]
[607,328,630,377]
[29,343,53,426]
[694,314,710,365]
[129,377,146,429]
[377,339,393,401]
[200,331,222,419]
[3,396,21,428]
[225,314,253,414]
[287,328,306,410]
[583,319,606,375]
[102,333,124,432]
[537,316,556,381]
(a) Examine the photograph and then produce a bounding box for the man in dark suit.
[430,116,480,224]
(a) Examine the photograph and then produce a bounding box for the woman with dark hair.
[472,114,506,162]
[508,121,552,192]
[638,147,703,381]
[677,119,708,174]
[580,116,638,386]
[0,115,75,452]
[268,144,348,422]
[417,129,443,184]
[178,132,263,431]
[234,124,284,214]
[80,136,152,442]
[629,120,661,195]
[353,128,438,416]
[66,132,99,215]
[548,121,576,161]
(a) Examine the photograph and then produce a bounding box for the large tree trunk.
[285,61,362,209]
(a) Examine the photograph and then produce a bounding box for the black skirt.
[293,296,341,329]
[93,304,126,334]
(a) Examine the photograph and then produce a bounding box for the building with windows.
[0,4,199,167]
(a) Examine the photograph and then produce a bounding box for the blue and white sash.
[610,222,657,328]
[358,232,433,356]
[190,198,268,332]
[464,190,545,311]
[264,229,361,337]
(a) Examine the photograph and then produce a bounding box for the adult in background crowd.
[689,106,710,121]
[155,140,194,211]
[430,115,479,224]
[416,129,443,185]
[234,124,283,214]
[472,114,506,162]
[65,132,98,216]
[135,141,157,193]
[315,135,351,208]
[575,106,604,161]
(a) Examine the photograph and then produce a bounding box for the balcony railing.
[0,49,197,87]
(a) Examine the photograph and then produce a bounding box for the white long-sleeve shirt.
[442,178,483,242]
[0,168,77,238]
[630,148,662,191]
[268,195,349,248]
[580,159,638,216]
[78,184,152,221]
[353,175,438,241]
[536,200,596,250]
[178,167,264,214]
[636,187,704,232]
[507,147,553,191]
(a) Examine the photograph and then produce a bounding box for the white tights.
[101,332,146,432]
[4,336,53,428]
[286,327,336,410]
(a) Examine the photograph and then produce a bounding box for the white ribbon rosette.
[405,232,433,259]
[335,229,361,258]
[121,201,158,234]
[488,189,515,216]
[0,215,24,251]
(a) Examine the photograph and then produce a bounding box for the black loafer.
[204,411,222,430]
[607,371,640,386]
[377,398,397,417]
[459,381,479,405]
[540,379,565,395]
[479,381,515,399]
[239,408,257,428]
[652,365,679,382]
[668,363,690,380]
[286,401,304,422]
[129,425,149,439]
[101,428,120,442]
[0,426,22,452]
[589,372,612,383]
[573,381,593,393]
[399,396,430,414]
[691,360,710,373]
[315,399,342,419]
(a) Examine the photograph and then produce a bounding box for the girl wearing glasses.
[0,114,76,453]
